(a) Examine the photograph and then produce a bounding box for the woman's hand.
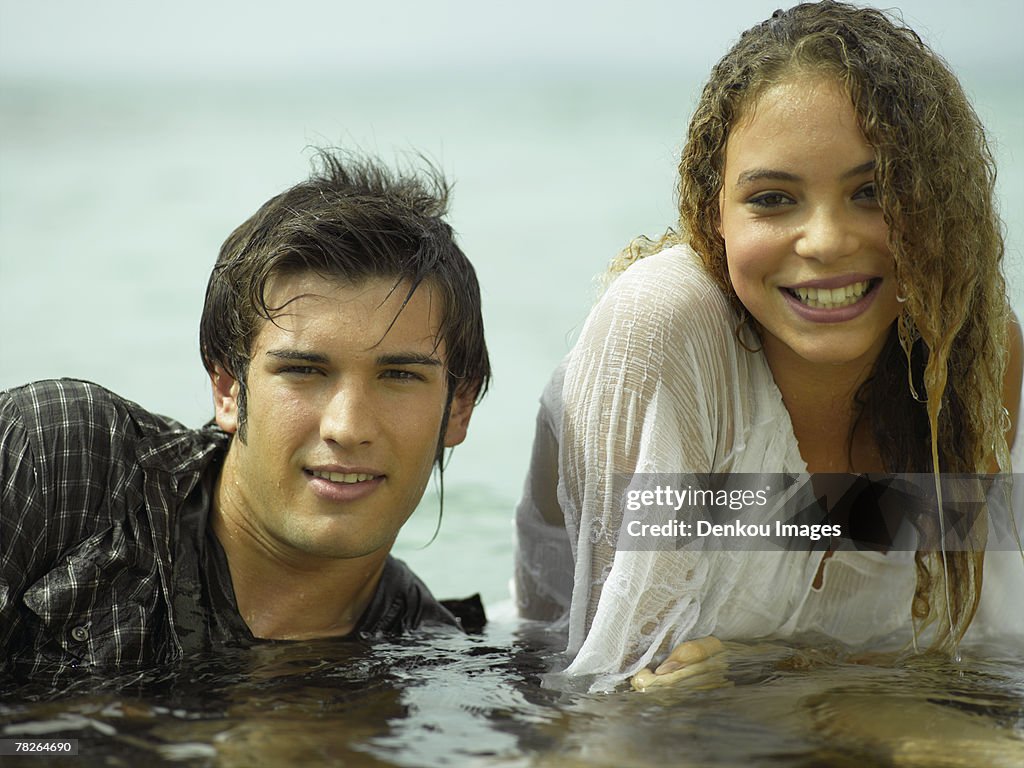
[630,635,726,691]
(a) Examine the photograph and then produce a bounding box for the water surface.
[3,624,1023,767]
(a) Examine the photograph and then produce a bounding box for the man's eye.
[382,369,424,382]
[281,366,322,376]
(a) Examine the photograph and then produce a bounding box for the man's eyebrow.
[378,353,443,367]
[265,349,443,367]
[265,349,330,364]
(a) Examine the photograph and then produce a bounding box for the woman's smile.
[780,276,883,321]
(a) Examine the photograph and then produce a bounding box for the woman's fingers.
[655,635,724,674]
[629,636,727,691]
[630,654,728,691]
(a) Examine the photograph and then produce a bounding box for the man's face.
[212,272,473,564]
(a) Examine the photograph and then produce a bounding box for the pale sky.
[1,0,1021,80]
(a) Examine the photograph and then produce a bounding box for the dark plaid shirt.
[0,379,459,677]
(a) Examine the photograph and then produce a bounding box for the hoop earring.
[735,305,764,354]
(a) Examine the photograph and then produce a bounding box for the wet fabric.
[514,246,1024,691]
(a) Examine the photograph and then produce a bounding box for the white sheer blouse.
[514,245,1024,692]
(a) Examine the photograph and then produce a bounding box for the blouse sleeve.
[554,248,747,689]
[514,361,577,623]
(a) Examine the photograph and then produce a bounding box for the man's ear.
[211,366,241,435]
[442,386,476,448]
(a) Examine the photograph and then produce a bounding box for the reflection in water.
[1,625,1022,767]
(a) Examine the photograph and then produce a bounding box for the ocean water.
[2,630,1023,767]
[2,73,1023,764]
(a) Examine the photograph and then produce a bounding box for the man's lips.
[306,468,382,484]
[304,467,385,502]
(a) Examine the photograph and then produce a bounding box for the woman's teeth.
[311,471,374,484]
[789,280,871,309]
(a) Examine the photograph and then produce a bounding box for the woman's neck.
[762,335,885,473]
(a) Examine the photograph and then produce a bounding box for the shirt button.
[70,626,90,642]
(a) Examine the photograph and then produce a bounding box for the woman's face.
[717,75,900,374]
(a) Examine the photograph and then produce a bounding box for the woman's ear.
[211,366,241,435]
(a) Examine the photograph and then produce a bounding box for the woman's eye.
[747,192,793,208]
[854,183,879,203]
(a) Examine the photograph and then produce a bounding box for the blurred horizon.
[2,0,1022,82]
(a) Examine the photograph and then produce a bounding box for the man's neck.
[211,466,390,640]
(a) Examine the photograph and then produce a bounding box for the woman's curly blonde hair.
[611,1,1010,651]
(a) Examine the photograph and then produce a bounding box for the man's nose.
[320,381,375,447]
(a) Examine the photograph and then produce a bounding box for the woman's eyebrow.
[735,168,800,186]
[735,159,876,187]
[840,159,876,180]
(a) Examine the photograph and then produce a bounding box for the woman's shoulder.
[590,244,738,345]
[605,244,724,300]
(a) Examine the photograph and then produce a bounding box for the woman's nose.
[795,204,859,264]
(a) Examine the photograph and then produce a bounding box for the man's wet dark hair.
[199,149,490,457]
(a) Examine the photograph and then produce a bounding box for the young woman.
[515,1,1024,692]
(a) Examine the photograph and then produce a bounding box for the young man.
[0,151,490,676]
